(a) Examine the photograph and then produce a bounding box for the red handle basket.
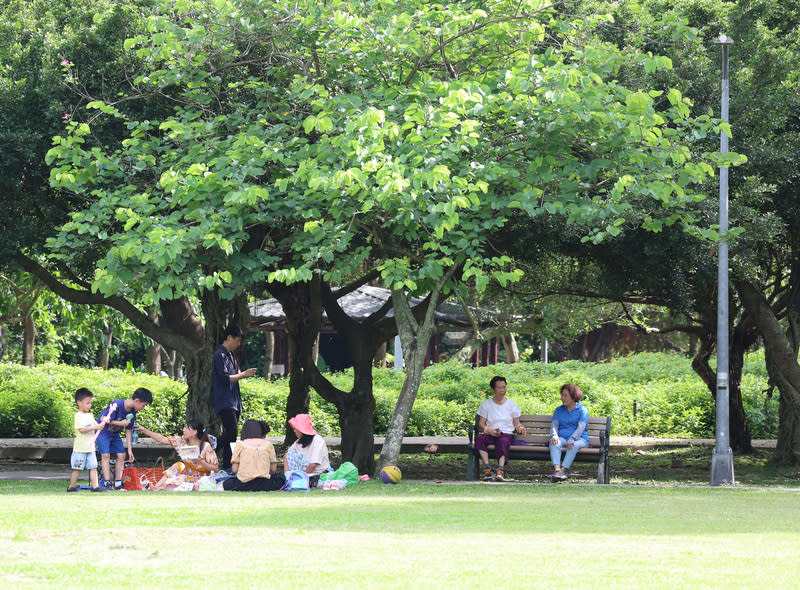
[122,458,164,490]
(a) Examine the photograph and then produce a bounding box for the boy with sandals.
[474,376,527,482]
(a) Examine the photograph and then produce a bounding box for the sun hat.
[288,413,317,436]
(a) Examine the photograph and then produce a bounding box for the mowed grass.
[2,480,799,589]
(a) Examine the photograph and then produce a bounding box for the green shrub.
[0,350,775,439]
[0,363,186,437]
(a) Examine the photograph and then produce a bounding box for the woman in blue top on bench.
[548,384,589,482]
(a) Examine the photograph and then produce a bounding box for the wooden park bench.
[467,414,611,484]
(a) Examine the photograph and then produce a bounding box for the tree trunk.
[501,332,520,364]
[273,275,391,471]
[774,393,800,464]
[327,321,383,474]
[100,322,113,370]
[306,354,377,473]
[146,308,162,375]
[0,324,7,359]
[690,317,754,453]
[737,280,800,464]
[161,296,215,427]
[305,280,399,474]
[728,326,755,453]
[311,333,320,368]
[184,349,215,425]
[267,278,322,444]
[335,376,377,474]
[161,348,177,378]
[146,340,163,375]
[174,351,184,380]
[22,312,35,367]
[377,281,449,474]
[263,330,274,379]
[373,340,387,368]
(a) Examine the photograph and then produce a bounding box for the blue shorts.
[71,451,98,471]
[96,431,126,455]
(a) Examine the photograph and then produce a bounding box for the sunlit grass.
[1,479,798,589]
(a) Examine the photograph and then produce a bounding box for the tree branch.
[13,251,201,355]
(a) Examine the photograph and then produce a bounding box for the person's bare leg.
[100,454,111,482]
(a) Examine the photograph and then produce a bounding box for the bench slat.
[484,444,602,455]
[499,436,604,446]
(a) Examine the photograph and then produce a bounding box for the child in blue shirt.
[96,387,152,490]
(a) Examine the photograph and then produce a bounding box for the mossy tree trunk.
[737,279,800,464]
[377,272,452,474]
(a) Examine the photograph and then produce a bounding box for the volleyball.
[380,465,402,484]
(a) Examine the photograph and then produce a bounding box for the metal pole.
[711,34,735,486]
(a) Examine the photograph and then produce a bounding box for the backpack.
[280,470,310,492]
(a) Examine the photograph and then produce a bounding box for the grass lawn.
[2,477,799,589]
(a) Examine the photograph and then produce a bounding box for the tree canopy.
[32,0,742,470]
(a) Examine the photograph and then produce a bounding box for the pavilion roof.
[249,285,497,331]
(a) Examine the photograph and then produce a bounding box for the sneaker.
[113,480,126,491]
[482,467,494,481]
[66,486,78,493]
[549,469,568,482]
[494,469,512,482]
[91,486,106,492]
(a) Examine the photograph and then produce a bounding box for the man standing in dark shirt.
[213,324,257,472]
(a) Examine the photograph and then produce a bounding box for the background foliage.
[0,352,774,439]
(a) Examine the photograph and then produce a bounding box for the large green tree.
[0,0,173,369]
[234,1,734,469]
[584,0,800,460]
[41,0,731,472]
[470,0,799,458]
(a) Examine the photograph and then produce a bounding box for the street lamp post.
[710,34,735,486]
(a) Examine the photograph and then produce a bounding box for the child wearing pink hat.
[284,414,330,487]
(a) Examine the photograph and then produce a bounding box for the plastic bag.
[196,474,217,491]
[321,462,360,486]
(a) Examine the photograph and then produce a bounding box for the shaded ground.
[4,445,798,486]
[397,445,800,486]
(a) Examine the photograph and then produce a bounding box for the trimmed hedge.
[0,351,775,439]
[0,363,187,438]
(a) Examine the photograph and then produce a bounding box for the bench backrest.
[476,414,610,448]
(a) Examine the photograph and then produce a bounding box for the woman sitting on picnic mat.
[137,418,218,491]
[283,414,330,488]
[548,384,589,482]
[223,419,285,492]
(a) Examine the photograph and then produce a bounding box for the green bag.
[320,461,360,486]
